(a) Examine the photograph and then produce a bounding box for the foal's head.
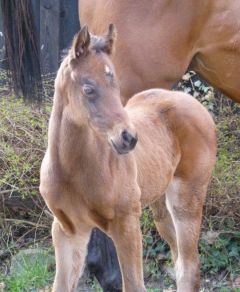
[56,24,137,154]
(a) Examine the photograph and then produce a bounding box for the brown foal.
[40,26,216,292]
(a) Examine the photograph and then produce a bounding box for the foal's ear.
[72,25,90,58]
[102,24,117,54]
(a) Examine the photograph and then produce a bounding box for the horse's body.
[40,26,216,291]
[79,0,240,104]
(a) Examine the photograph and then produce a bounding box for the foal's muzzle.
[111,129,138,155]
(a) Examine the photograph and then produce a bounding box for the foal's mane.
[60,33,109,65]
[90,35,109,53]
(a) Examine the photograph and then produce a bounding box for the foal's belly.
[137,157,175,208]
[133,130,177,207]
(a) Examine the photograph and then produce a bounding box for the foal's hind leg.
[166,178,207,292]
[151,195,178,263]
[52,219,92,292]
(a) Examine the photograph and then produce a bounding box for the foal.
[40,25,216,292]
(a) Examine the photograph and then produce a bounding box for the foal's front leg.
[109,214,146,292]
[52,219,92,292]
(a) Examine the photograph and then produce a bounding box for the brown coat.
[80,0,240,104]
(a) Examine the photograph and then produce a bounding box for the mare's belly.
[193,1,240,102]
[193,46,240,102]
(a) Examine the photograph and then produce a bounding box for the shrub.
[0,96,51,199]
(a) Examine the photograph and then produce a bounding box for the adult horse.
[79,1,240,290]
[79,0,240,105]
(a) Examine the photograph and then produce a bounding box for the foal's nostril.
[122,130,130,143]
[131,135,138,148]
[121,130,138,149]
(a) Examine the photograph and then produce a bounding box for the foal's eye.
[82,84,95,97]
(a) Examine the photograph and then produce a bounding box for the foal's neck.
[49,96,115,178]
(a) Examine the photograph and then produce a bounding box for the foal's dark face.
[62,25,138,154]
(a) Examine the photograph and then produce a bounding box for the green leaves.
[200,233,240,275]
[0,96,51,199]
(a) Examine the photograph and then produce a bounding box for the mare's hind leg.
[151,195,178,263]
[166,177,207,292]
[52,219,92,292]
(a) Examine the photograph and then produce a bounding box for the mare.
[40,25,216,292]
[79,0,240,105]
[79,2,240,289]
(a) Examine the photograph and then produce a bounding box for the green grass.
[0,250,54,291]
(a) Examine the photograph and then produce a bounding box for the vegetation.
[0,249,54,292]
[0,71,240,290]
[0,96,50,198]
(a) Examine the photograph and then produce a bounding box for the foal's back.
[126,89,216,207]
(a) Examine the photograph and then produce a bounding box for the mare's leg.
[109,215,146,292]
[87,228,122,291]
[151,195,178,263]
[52,219,92,292]
[166,177,207,292]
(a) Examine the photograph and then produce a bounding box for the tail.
[0,0,42,100]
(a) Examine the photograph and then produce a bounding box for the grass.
[0,249,54,291]
[1,264,52,292]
